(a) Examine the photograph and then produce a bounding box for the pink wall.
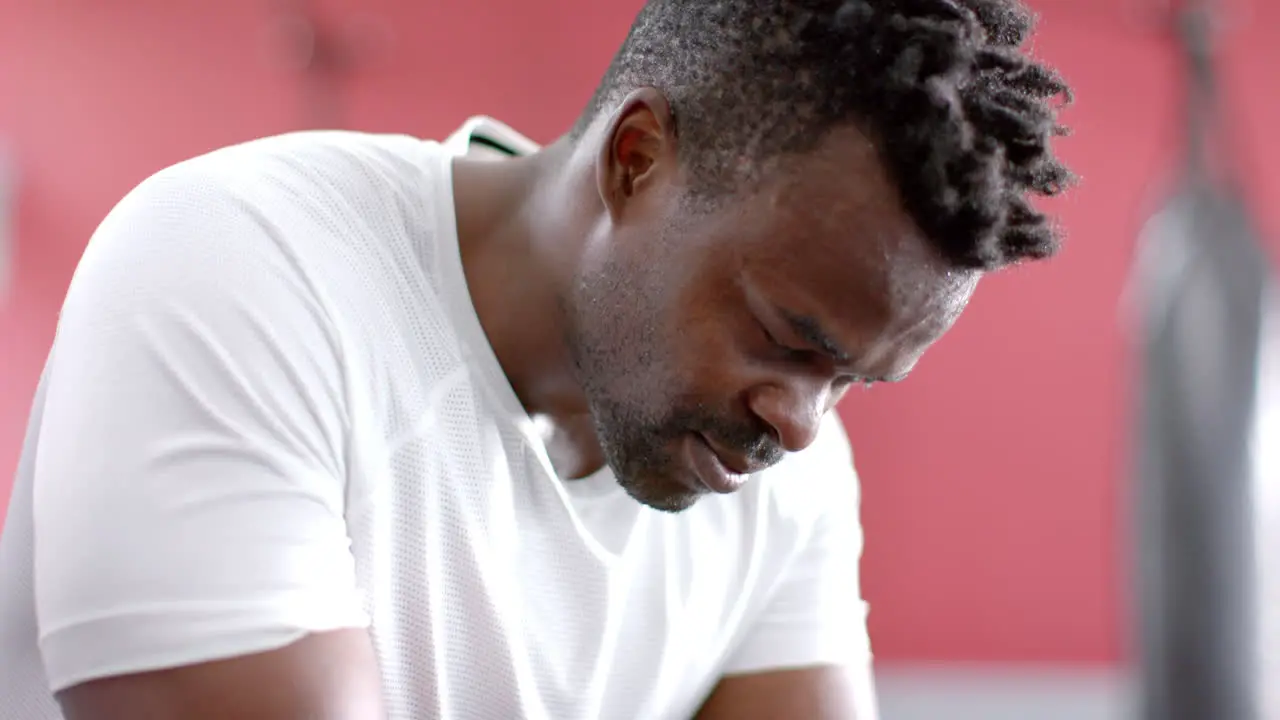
[2,0,1278,666]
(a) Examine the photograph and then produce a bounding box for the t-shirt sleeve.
[721,415,873,677]
[32,168,368,693]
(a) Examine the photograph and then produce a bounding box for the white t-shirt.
[0,118,874,720]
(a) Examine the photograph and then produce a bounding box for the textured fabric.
[0,119,872,719]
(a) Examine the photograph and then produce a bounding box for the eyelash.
[756,319,813,363]
[754,318,863,388]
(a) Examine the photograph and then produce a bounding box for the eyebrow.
[778,308,852,364]
[778,307,910,384]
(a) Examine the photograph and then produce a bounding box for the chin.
[618,473,703,514]
[633,491,702,514]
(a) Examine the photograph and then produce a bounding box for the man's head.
[558,0,1073,512]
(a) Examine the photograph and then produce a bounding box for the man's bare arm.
[696,665,877,720]
[57,629,385,720]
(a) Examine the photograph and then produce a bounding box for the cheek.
[635,225,755,396]
[657,289,755,402]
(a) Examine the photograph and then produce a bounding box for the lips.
[698,433,765,475]
[680,432,763,496]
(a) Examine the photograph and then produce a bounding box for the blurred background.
[1,1,1276,718]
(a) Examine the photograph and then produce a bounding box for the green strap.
[469,135,520,157]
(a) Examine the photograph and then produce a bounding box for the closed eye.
[753,315,867,387]
[756,317,819,364]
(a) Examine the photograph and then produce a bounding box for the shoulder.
[209,129,441,173]
[83,129,458,306]
[183,130,447,209]
[99,131,446,240]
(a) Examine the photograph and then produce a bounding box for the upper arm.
[58,629,385,720]
[702,416,877,719]
[34,169,376,713]
[695,666,877,720]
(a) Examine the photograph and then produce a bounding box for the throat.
[537,413,607,480]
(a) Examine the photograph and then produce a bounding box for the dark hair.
[573,0,1075,270]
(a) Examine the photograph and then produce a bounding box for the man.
[0,1,1072,718]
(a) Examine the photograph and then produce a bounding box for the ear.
[595,88,679,221]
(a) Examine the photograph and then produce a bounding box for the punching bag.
[1129,2,1276,719]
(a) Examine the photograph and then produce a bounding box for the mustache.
[687,412,785,469]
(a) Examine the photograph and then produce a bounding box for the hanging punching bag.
[1129,2,1276,719]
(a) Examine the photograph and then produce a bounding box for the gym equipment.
[1129,0,1276,719]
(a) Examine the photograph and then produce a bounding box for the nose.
[745,379,830,453]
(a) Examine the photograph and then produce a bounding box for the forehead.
[709,126,979,370]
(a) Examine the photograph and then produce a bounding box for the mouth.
[686,433,752,495]
[698,433,767,475]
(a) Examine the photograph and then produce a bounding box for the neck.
[450,137,595,425]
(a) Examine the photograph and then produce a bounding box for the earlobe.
[595,88,677,221]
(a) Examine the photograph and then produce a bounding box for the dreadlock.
[573,0,1075,269]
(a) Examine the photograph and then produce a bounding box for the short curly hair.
[573,0,1075,270]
